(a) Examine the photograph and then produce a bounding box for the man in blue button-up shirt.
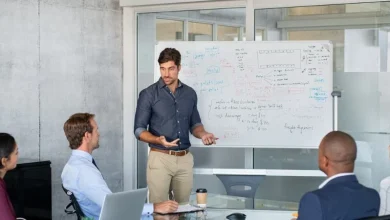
[134,48,217,204]
[62,113,178,220]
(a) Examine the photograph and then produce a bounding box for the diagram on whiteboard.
[155,41,333,148]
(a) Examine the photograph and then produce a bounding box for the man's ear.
[83,131,91,142]
[322,155,329,169]
[177,65,181,72]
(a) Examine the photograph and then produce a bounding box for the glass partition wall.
[135,1,390,210]
[254,2,390,205]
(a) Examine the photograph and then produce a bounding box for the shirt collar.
[158,77,183,89]
[71,150,93,163]
[318,172,355,189]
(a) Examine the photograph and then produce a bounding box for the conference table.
[150,209,295,220]
[142,192,297,220]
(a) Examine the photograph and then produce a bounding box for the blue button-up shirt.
[134,77,202,150]
[61,150,153,220]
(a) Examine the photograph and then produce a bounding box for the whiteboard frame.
[154,40,334,149]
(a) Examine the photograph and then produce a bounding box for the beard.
[163,77,175,85]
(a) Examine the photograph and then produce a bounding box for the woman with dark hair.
[0,133,19,220]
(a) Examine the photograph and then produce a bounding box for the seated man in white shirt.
[61,113,178,220]
[380,145,390,215]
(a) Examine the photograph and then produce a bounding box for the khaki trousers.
[147,150,194,204]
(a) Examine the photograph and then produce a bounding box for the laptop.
[99,188,148,220]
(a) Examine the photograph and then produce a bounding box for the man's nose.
[162,69,170,77]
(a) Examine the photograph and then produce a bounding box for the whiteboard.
[154,41,333,148]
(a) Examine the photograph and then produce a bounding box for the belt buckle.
[168,150,177,156]
[169,150,185,156]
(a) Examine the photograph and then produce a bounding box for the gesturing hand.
[201,133,217,145]
[158,136,180,148]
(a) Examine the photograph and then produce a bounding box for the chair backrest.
[360,215,390,220]
[62,185,86,220]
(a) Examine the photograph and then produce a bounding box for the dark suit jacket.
[298,174,380,220]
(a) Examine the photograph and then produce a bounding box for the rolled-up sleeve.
[134,89,153,139]
[190,92,202,134]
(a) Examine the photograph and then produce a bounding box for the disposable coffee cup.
[196,188,207,207]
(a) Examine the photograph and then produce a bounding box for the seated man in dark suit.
[297,131,380,220]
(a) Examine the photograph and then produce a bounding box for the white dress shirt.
[380,176,390,215]
[61,150,153,220]
[318,172,355,189]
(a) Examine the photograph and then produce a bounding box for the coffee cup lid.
[196,188,207,193]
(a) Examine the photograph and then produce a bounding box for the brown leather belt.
[150,147,189,156]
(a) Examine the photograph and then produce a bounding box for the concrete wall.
[0,0,123,219]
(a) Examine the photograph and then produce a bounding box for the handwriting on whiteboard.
[155,42,333,147]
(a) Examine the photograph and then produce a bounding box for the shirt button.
[177,121,180,123]
[179,131,181,134]
[177,110,179,112]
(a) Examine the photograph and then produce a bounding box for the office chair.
[62,185,87,220]
[216,174,265,209]
[359,215,390,220]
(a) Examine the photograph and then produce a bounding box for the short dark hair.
[0,133,16,169]
[158,48,181,66]
[63,113,95,149]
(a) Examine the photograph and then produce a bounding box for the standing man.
[134,48,217,204]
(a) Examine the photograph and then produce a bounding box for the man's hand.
[157,136,179,148]
[201,133,217,145]
[153,200,179,214]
